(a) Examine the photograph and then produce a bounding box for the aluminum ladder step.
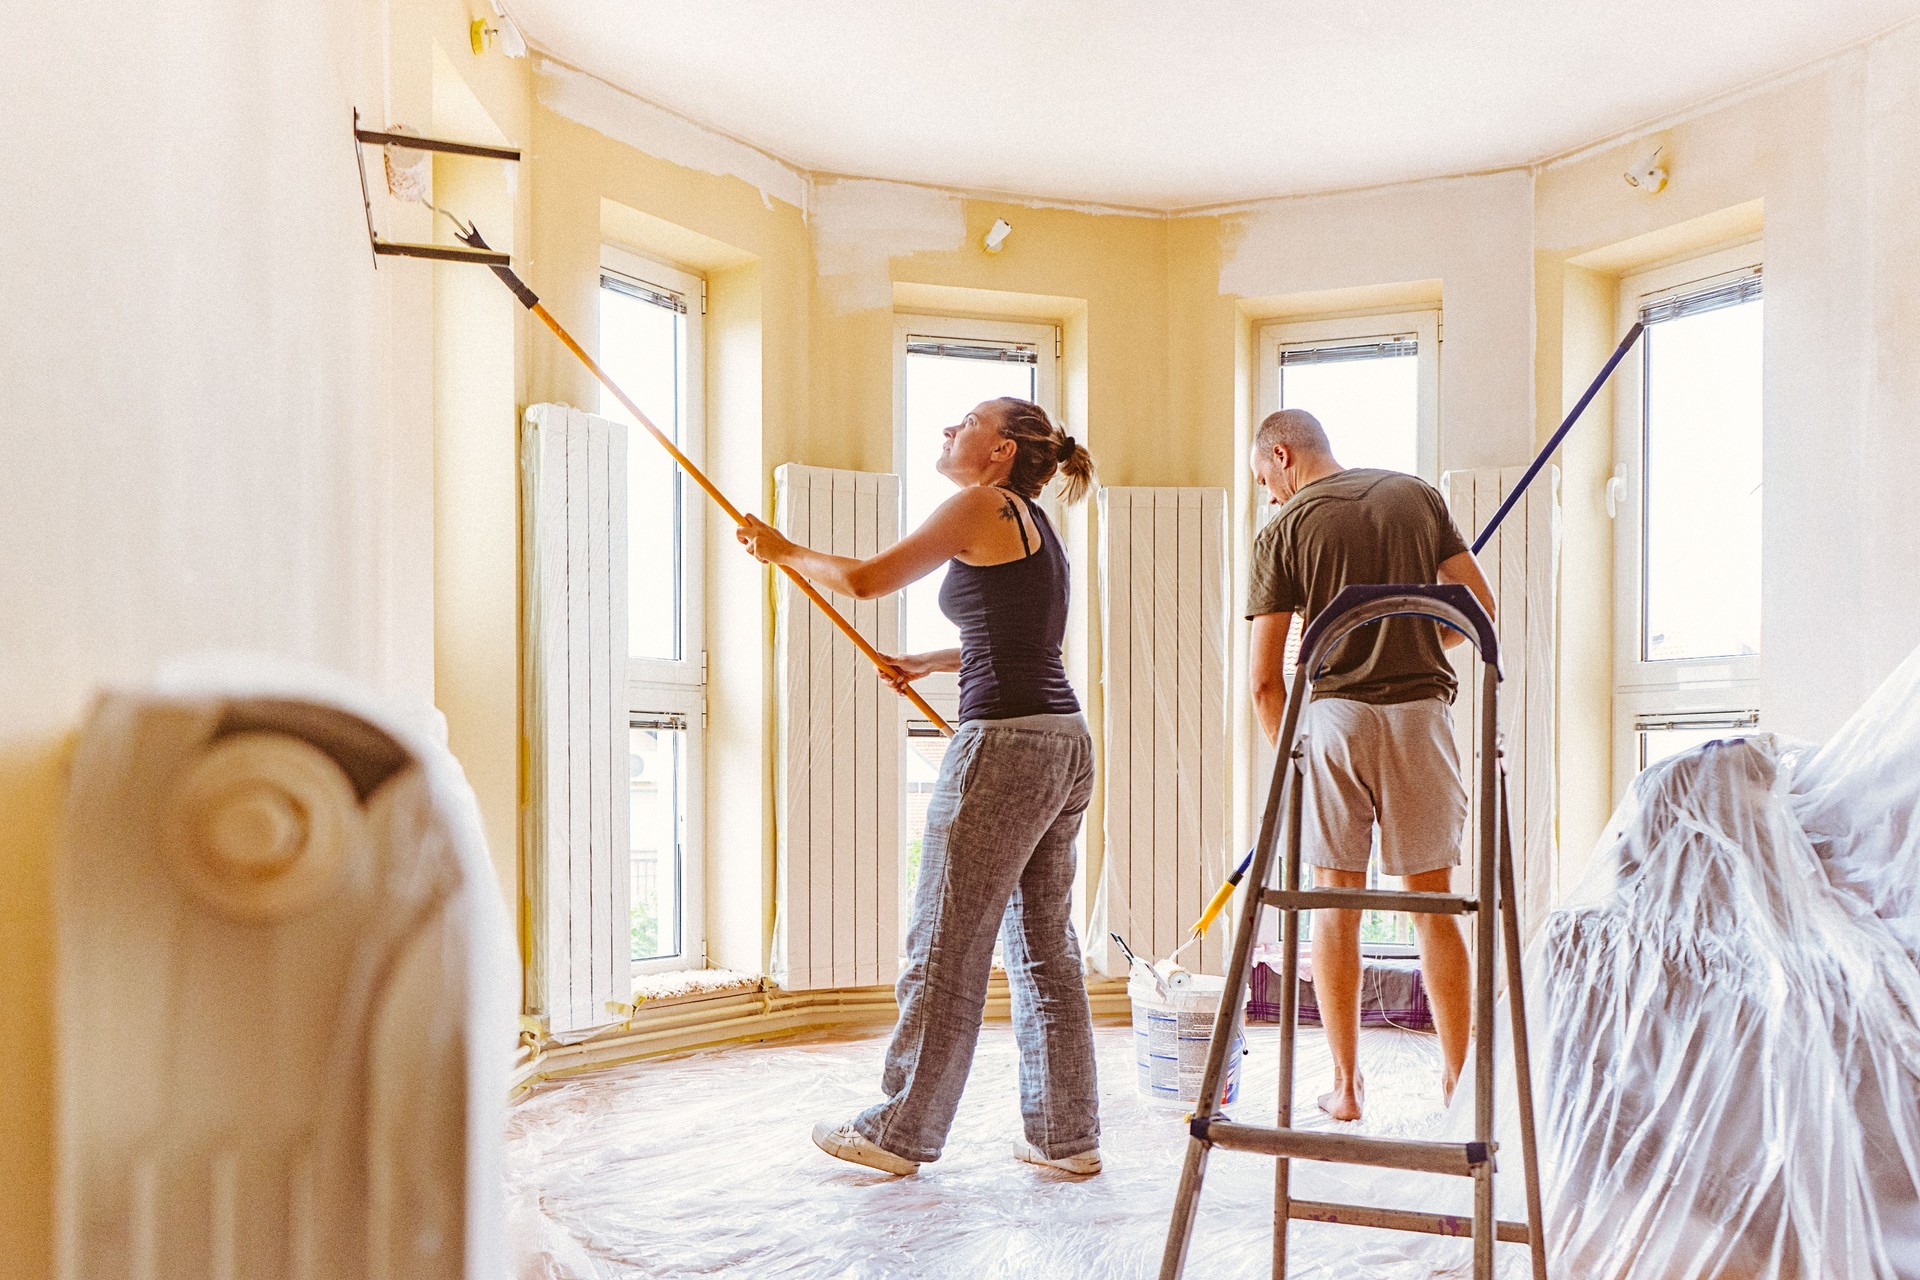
[1191,1117,1495,1178]
[1261,886,1479,915]
[1288,1199,1533,1245]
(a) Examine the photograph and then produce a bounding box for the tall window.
[600,245,707,973]
[1257,311,1440,487]
[894,315,1062,914]
[1252,311,1440,955]
[1613,245,1763,791]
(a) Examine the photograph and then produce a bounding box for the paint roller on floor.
[353,120,955,737]
[1185,320,1649,943]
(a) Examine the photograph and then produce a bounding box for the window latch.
[1605,465,1628,520]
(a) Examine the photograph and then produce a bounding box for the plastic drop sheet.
[504,1022,1464,1279]
[508,644,1920,1279]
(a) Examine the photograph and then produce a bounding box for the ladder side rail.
[1159,659,1315,1280]
[1472,663,1500,1276]
[1498,768,1550,1280]
[1273,750,1304,1280]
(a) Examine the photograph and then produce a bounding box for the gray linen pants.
[853,712,1100,1164]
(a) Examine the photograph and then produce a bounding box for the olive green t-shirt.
[1245,468,1470,704]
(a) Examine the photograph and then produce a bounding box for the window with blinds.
[1611,245,1765,798]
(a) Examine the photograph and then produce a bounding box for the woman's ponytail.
[1052,433,1094,505]
[988,398,1097,505]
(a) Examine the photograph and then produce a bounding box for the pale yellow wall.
[1551,265,1620,886]
[432,60,527,925]
[526,98,813,973]
[1537,28,1920,753]
[0,0,519,1266]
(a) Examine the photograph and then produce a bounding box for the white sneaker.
[812,1119,919,1176]
[1014,1138,1102,1175]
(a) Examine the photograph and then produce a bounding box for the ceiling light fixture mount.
[470,1,528,58]
[1624,145,1668,194]
[983,218,1013,254]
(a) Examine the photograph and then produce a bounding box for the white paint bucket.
[1129,970,1245,1107]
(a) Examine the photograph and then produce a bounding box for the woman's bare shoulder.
[936,484,1019,520]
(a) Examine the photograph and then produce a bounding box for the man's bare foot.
[1317,1079,1364,1122]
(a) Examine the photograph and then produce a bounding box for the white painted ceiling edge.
[510,1,1920,211]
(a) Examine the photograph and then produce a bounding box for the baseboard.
[512,974,1133,1094]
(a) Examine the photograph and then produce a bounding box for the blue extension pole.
[1471,321,1645,554]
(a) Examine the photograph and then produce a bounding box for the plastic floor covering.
[503,1019,1520,1280]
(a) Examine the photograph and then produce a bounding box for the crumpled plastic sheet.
[1520,644,1920,1279]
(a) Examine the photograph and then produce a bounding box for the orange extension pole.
[459,225,954,737]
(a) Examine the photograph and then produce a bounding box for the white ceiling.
[510,1,1920,210]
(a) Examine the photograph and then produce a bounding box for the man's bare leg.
[1309,866,1368,1121]
[1401,866,1471,1105]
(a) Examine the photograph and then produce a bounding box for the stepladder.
[1160,584,1548,1280]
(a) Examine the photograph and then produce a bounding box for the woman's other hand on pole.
[736,514,794,565]
[879,651,941,693]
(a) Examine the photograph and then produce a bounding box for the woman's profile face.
[936,401,1012,485]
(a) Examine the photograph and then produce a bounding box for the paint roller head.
[378,125,475,239]
[380,126,431,205]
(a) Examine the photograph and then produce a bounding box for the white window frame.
[600,243,709,975]
[625,689,706,975]
[1255,309,1441,486]
[1249,309,1440,958]
[1611,242,1763,795]
[891,313,1063,727]
[602,244,707,690]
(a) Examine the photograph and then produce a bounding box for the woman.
[736,397,1100,1178]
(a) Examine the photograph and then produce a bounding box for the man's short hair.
[1253,408,1331,458]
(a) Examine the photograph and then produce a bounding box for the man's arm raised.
[1435,550,1496,648]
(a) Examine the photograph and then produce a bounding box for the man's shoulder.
[1252,511,1289,552]
[1346,468,1438,496]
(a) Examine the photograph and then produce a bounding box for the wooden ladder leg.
[1273,755,1304,1280]
[1497,774,1550,1280]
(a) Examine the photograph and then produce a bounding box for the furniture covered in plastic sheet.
[1529,645,1920,1278]
[1290,644,1920,1279]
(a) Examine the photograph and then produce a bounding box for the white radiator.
[1097,487,1232,975]
[522,404,631,1036]
[772,465,903,991]
[1442,465,1560,940]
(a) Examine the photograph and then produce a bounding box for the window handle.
[1605,465,1628,519]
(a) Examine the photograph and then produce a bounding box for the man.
[1245,408,1495,1122]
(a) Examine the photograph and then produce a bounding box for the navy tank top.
[939,491,1080,722]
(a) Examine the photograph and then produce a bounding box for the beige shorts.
[1298,696,1467,879]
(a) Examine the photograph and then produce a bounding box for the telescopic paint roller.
[359,123,953,737]
[462,221,955,737]
[1185,321,1649,941]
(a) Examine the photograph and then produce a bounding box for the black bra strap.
[1003,492,1034,557]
